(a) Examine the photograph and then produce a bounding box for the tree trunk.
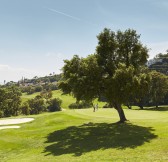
[126,104,132,109]
[139,105,144,109]
[114,103,127,123]
[138,100,144,109]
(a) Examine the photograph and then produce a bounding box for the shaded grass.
[44,122,157,157]
[144,106,168,111]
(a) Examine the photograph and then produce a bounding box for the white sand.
[0,118,34,130]
[0,118,34,125]
[0,126,20,130]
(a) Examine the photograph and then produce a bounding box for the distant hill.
[1,74,62,94]
[148,52,168,75]
[19,73,62,85]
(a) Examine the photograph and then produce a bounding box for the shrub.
[69,100,92,109]
[35,85,43,92]
[28,95,46,114]
[27,86,35,95]
[47,98,62,112]
[0,110,4,118]
[20,102,30,115]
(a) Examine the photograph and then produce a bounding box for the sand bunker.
[0,118,34,130]
[0,126,20,130]
[0,118,34,125]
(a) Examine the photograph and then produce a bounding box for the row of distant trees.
[2,74,61,95]
[59,28,168,123]
[19,74,61,85]
[19,74,61,94]
[0,86,62,118]
[21,83,58,95]
[4,74,60,86]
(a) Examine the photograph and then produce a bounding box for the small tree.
[0,86,22,117]
[20,102,30,115]
[35,85,43,92]
[40,90,53,101]
[28,95,46,114]
[47,98,62,112]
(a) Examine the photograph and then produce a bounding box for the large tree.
[60,28,149,123]
[96,28,148,75]
[104,63,136,121]
[96,28,148,122]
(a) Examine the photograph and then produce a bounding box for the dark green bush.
[69,100,92,109]
[28,95,46,114]
[35,85,43,92]
[47,98,62,112]
[20,102,30,115]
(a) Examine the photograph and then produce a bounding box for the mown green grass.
[21,92,40,102]
[0,107,168,162]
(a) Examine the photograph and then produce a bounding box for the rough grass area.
[0,108,168,162]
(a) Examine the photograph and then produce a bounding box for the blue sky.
[0,0,168,82]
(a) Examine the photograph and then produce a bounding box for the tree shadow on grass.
[43,122,157,156]
[144,106,168,111]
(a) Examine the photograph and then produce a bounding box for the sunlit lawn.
[0,107,168,162]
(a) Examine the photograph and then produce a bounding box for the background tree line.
[2,74,61,95]
[0,86,62,118]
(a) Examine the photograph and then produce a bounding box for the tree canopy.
[60,28,149,122]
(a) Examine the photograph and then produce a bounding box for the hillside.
[21,90,105,109]
[148,52,168,75]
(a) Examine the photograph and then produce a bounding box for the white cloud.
[47,8,81,21]
[47,7,98,27]
[147,41,168,59]
[0,64,46,83]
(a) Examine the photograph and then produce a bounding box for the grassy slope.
[0,107,168,162]
[21,90,76,108]
[21,90,105,108]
